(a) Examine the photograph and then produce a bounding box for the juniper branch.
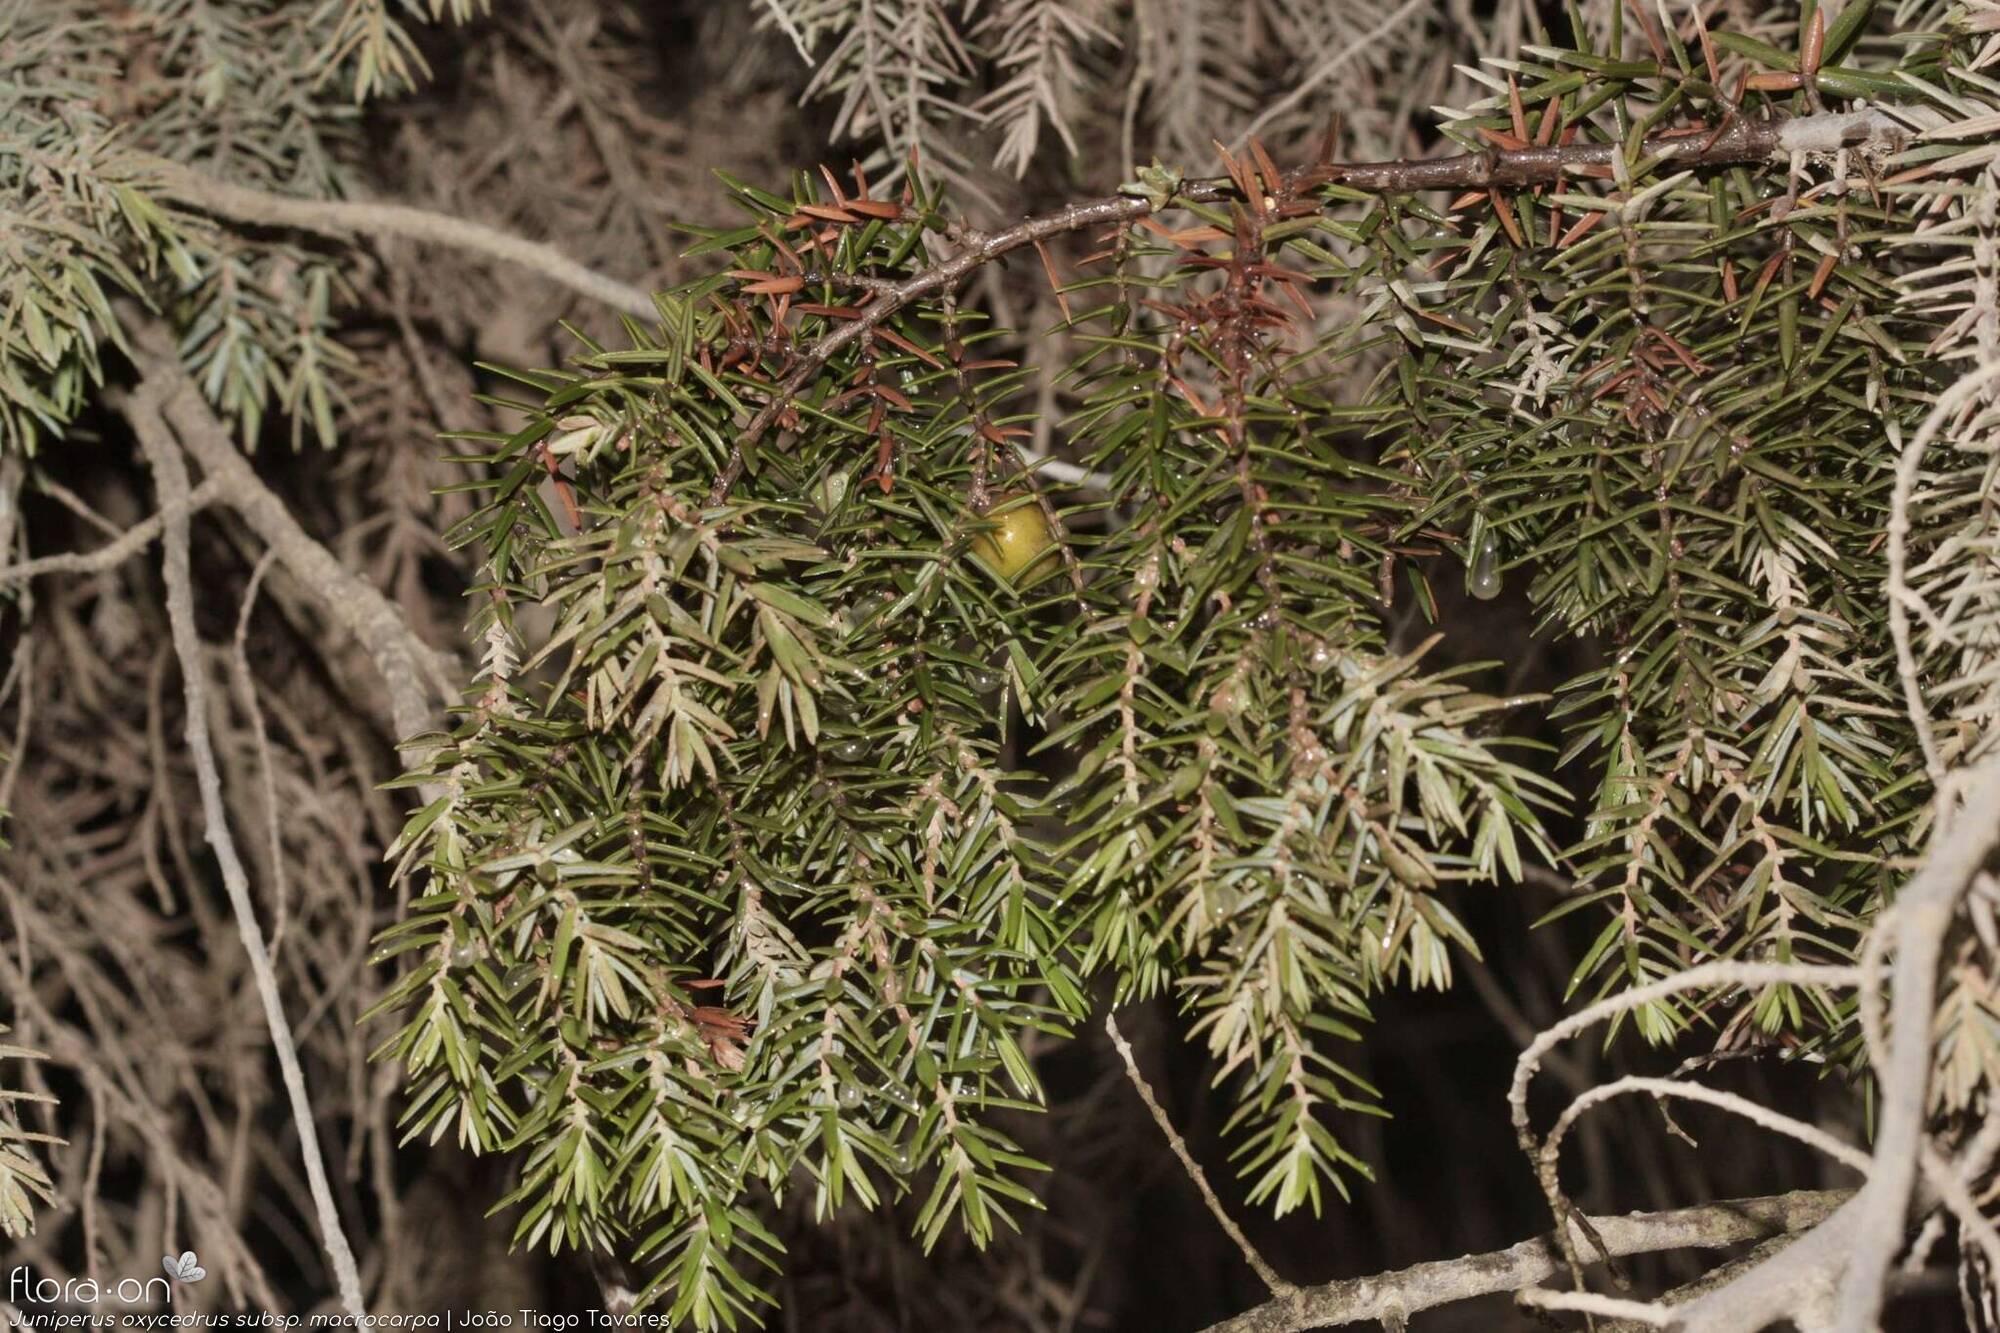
[704,110,1910,506]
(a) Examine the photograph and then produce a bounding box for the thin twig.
[706,191,1159,506]
[117,379,367,1319]
[139,116,1905,520]
[1103,1011,1290,1297]
[1509,960,1862,1296]
[1544,1076,1875,1181]
[1600,1233,1799,1332]
[1510,960,1864,1169]
[25,474,123,538]
[0,455,18,558]
[231,550,291,957]
[1920,1142,2000,1279]
[0,478,224,584]
[1517,1287,1673,1324]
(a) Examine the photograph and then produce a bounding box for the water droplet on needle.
[1469,529,1503,601]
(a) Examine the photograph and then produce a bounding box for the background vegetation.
[2,1,1997,1330]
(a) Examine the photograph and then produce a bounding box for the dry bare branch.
[143,158,656,320]
[1198,1189,1848,1333]
[123,319,456,745]
[115,376,368,1319]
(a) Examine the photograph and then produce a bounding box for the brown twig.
[1103,1011,1291,1298]
[705,192,1158,506]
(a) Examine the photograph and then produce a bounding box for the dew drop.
[819,471,849,515]
[837,1083,862,1110]
[968,667,1005,694]
[1307,642,1336,673]
[1469,529,1503,601]
[894,1147,915,1172]
[848,593,892,632]
[827,737,869,763]
[450,942,478,969]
